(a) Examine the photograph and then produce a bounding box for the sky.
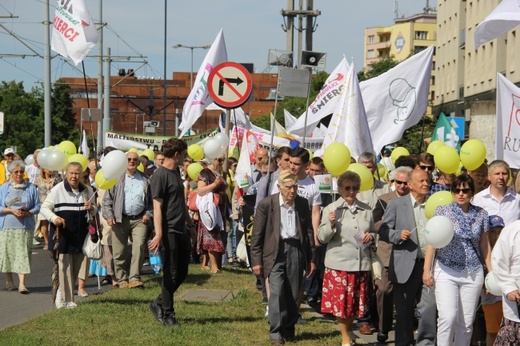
[0,0,427,90]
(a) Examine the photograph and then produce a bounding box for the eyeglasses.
[419,165,434,171]
[453,188,471,194]
[342,186,360,191]
[217,158,224,163]
[12,170,24,174]
[127,158,138,162]
[395,180,408,186]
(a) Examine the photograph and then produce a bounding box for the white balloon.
[37,148,52,170]
[101,150,127,180]
[424,215,454,249]
[204,139,222,160]
[25,154,34,166]
[214,132,229,149]
[485,272,502,296]
[47,150,68,171]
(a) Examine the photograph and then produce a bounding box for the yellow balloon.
[375,163,387,180]
[460,139,486,171]
[141,148,155,161]
[391,147,410,165]
[57,141,77,158]
[68,153,88,172]
[187,163,204,180]
[128,148,139,153]
[188,144,204,161]
[347,163,374,192]
[323,143,351,176]
[425,191,454,219]
[434,146,460,174]
[94,170,117,190]
[427,140,445,155]
[137,163,144,172]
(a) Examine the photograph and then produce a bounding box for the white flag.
[474,0,520,49]
[51,0,99,65]
[81,130,90,158]
[362,46,434,154]
[178,29,228,137]
[283,109,297,129]
[496,73,520,168]
[320,62,373,159]
[287,57,350,136]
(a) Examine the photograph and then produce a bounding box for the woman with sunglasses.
[318,171,375,346]
[196,155,228,273]
[423,174,491,345]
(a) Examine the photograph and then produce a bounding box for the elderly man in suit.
[251,170,315,345]
[372,165,412,343]
[379,168,437,346]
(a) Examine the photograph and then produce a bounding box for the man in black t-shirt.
[148,138,194,327]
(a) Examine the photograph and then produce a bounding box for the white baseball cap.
[3,148,15,156]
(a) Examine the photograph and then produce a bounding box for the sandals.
[6,281,16,291]
[101,276,112,285]
[18,286,30,294]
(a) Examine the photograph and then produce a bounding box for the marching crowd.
[1,140,520,346]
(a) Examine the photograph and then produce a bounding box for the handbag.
[188,191,199,212]
[82,220,103,260]
[83,234,103,260]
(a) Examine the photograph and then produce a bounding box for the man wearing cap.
[1,148,16,183]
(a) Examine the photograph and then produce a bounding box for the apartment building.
[435,0,520,159]
[364,11,437,116]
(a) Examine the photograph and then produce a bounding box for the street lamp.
[173,44,210,90]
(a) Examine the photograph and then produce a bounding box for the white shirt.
[410,194,427,258]
[279,194,297,239]
[473,186,520,226]
[491,220,520,322]
[25,164,40,184]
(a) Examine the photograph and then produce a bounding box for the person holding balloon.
[379,168,437,346]
[422,174,491,346]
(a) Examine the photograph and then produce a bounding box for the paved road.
[0,243,110,331]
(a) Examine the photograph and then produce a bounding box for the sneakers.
[163,314,179,327]
[149,302,163,324]
[55,290,65,309]
[66,302,77,309]
[128,280,144,289]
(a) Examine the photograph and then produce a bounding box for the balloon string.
[398,226,417,245]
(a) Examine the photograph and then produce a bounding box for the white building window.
[368,35,375,44]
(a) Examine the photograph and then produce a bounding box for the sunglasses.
[216,158,224,163]
[453,188,471,194]
[419,165,434,171]
[395,180,408,186]
[128,158,139,162]
[343,186,360,191]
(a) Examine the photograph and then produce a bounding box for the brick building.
[62,69,279,136]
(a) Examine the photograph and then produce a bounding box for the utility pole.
[281,0,320,67]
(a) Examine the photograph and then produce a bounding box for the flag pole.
[81,62,97,158]
[266,68,282,191]
[418,114,427,154]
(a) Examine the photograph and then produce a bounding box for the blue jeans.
[226,220,238,259]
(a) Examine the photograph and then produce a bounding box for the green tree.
[395,116,435,155]
[51,79,80,144]
[358,55,399,81]
[0,81,43,157]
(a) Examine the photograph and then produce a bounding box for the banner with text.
[104,129,218,152]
